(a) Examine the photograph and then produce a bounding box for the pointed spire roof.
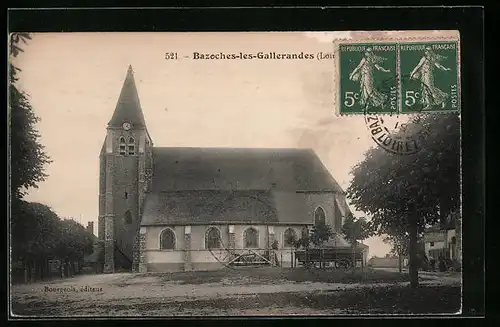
[108,65,146,128]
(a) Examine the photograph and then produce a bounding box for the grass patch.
[155,284,460,315]
[49,285,460,316]
[134,267,412,285]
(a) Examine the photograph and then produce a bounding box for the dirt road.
[11,268,461,317]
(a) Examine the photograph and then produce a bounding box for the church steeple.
[108,65,146,128]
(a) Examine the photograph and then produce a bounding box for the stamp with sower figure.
[339,43,398,115]
[338,40,460,115]
[400,41,460,113]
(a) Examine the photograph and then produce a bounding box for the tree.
[310,222,334,247]
[11,199,95,282]
[347,113,460,288]
[291,224,333,269]
[9,33,51,199]
[383,232,409,273]
[341,213,373,271]
[11,200,61,282]
[55,219,94,276]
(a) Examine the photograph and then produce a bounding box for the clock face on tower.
[122,122,132,131]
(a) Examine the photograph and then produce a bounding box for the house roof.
[149,147,343,193]
[108,65,147,129]
[140,147,346,226]
[84,245,103,263]
[423,231,447,243]
[141,190,280,226]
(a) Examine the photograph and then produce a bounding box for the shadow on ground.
[130,267,415,285]
[11,267,460,317]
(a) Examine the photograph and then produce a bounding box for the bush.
[449,259,461,272]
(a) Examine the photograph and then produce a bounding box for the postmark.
[362,75,424,155]
[335,36,460,155]
[339,43,398,115]
[364,113,426,155]
[400,41,460,113]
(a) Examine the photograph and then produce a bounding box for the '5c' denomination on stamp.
[400,41,460,113]
[339,43,398,115]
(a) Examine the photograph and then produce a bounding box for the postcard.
[9,30,462,317]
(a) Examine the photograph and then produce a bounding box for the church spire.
[108,65,146,128]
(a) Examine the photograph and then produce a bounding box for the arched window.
[124,210,132,224]
[283,228,297,247]
[160,228,176,250]
[205,227,221,249]
[119,137,126,155]
[314,206,326,226]
[127,137,135,155]
[244,227,259,248]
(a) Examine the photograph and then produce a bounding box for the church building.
[98,66,353,273]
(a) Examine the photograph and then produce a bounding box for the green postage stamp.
[339,43,398,115]
[338,40,460,115]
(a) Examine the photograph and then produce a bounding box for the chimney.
[87,221,94,235]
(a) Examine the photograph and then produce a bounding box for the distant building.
[356,242,369,267]
[423,226,459,261]
[86,221,94,235]
[423,210,460,262]
[368,256,407,268]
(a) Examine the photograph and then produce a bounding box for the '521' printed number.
[344,91,360,107]
[164,52,178,60]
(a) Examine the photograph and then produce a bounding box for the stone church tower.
[98,65,153,273]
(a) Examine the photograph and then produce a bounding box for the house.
[96,66,354,273]
[83,222,103,273]
[423,226,459,261]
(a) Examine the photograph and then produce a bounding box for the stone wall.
[138,227,147,272]
[142,223,310,272]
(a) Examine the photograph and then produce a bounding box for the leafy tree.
[55,219,94,261]
[11,200,61,281]
[383,231,409,273]
[293,223,334,249]
[341,213,373,271]
[55,219,95,275]
[11,199,95,281]
[310,222,334,247]
[10,33,32,57]
[9,33,51,199]
[347,113,460,288]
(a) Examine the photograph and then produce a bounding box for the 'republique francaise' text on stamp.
[339,43,398,115]
[400,41,460,113]
[337,39,460,116]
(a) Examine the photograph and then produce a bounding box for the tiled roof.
[108,65,146,128]
[141,190,280,225]
[149,147,344,193]
[141,147,345,226]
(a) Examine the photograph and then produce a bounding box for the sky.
[11,31,448,258]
